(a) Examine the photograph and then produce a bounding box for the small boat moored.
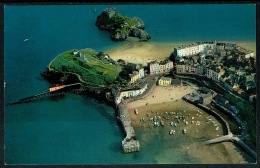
[134,109,139,115]
[169,129,176,135]
[160,121,165,127]
[182,128,187,134]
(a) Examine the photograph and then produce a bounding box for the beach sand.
[106,41,256,66]
[127,85,248,163]
[106,42,177,66]
[127,85,196,110]
[127,85,224,140]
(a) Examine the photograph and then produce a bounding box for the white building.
[245,51,255,58]
[174,41,217,60]
[138,68,144,79]
[115,84,148,105]
[136,64,145,79]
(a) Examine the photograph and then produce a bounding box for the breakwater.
[192,103,256,159]
[117,100,140,153]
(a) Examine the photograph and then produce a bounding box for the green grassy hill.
[50,48,121,85]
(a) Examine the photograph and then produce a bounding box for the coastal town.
[7,7,256,164]
[103,41,256,156]
[29,39,252,159]
[10,40,256,159]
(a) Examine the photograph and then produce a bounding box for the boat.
[153,116,158,122]
[49,84,65,92]
[182,128,187,134]
[170,122,174,127]
[154,122,159,127]
[169,129,176,135]
[24,38,29,42]
[160,121,165,127]
[134,109,139,115]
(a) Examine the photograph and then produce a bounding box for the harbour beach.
[127,85,248,163]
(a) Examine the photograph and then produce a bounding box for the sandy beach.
[127,85,224,139]
[127,85,196,109]
[106,42,177,66]
[126,85,248,163]
[106,41,256,66]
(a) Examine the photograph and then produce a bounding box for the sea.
[4,4,256,164]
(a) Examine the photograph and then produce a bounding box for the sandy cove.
[106,42,177,66]
[127,85,224,139]
[126,85,247,163]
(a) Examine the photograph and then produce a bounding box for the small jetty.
[8,83,81,105]
[117,100,140,153]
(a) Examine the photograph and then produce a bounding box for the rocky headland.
[95,8,151,41]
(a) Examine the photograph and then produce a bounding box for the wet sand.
[127,85,248,163]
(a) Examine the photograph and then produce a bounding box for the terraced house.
[149,59,173,75]
[206,65,225,81]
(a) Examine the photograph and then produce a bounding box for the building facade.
[176,64,185,74]
[159,77,172,86]
[149,60,174,75]
[115,84,148,105]
[149,61,160,75]
[129,71,139,83]
[174,41,217,58]
[207,65,224,81]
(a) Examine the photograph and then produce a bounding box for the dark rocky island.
[95,8,151,41]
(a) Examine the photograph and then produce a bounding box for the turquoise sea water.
[4,4,256,164]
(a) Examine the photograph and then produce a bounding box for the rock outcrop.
[95,8,151,41]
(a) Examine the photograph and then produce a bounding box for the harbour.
[4,4,256,164]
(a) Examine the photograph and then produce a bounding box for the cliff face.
[95,8,151,41]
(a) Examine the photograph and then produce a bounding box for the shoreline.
[44,39,256,163]
[124,84,251,163]
[105,40,256,66]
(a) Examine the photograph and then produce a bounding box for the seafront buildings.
[149,59,174,75]
[158,77,172,86]
[174,41,256,98]
[113,83,148,105]
[108,41,256,154]
[126,64,145,84]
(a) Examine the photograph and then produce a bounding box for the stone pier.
[117,100,140,153]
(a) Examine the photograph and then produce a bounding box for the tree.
[119,69,130,81]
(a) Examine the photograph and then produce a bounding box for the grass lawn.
[50,48,121,85]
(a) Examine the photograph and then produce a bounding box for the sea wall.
[117,100,140,153]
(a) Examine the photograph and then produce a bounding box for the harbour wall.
[117,100,140,153]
